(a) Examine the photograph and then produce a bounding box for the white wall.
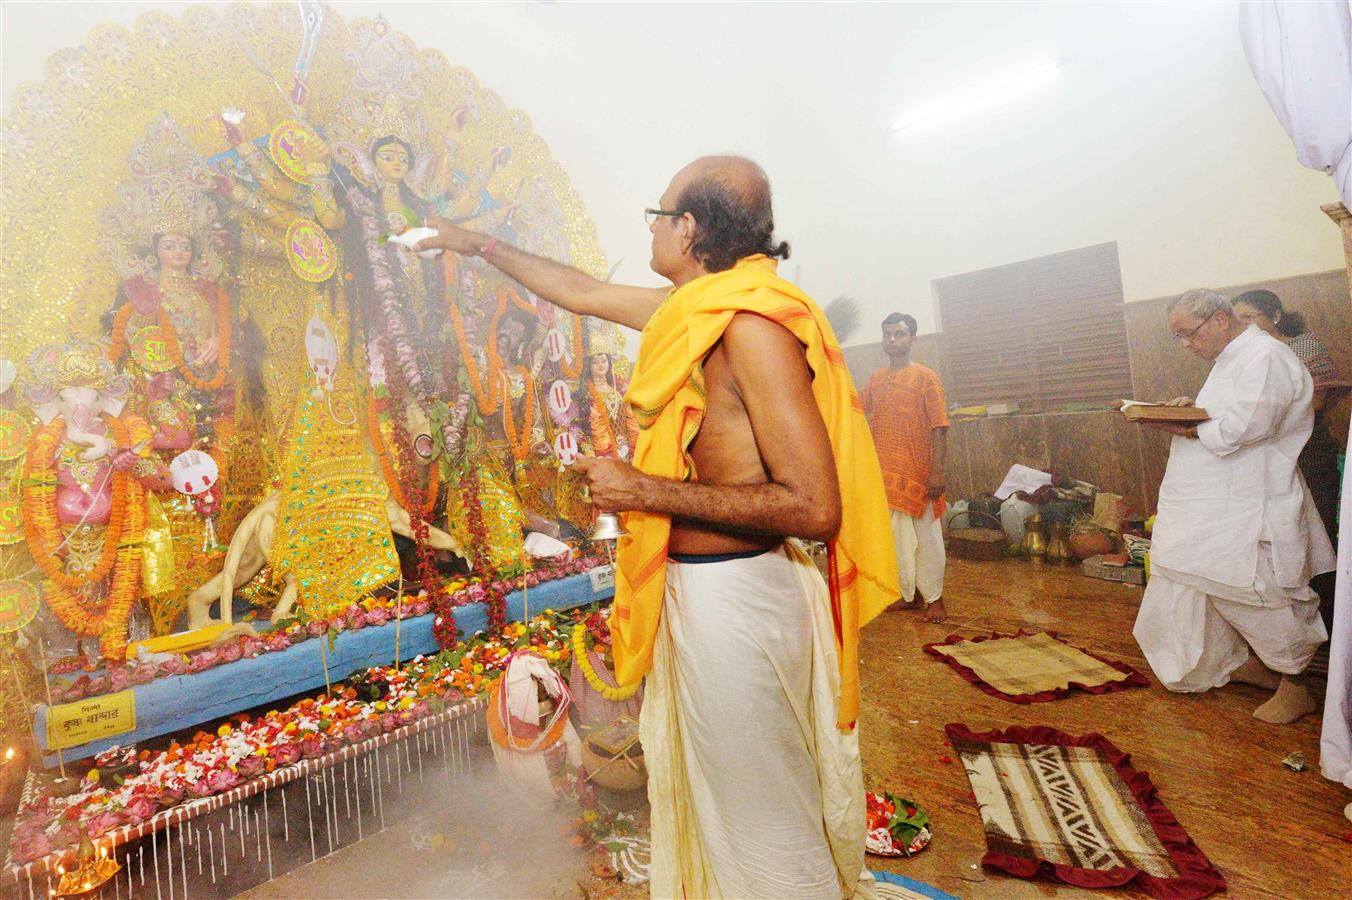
[2,1,1343,343]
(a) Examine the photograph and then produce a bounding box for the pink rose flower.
[273,744,301,766]
[306,620,327,638]
[236,756,265,779]
[159,656,188,676]
[299,736,324,759]
[411,700,431,720]
[207,769,239,793]
[109,668,132,692]
[397,709,415,726]
[410,600,431,617]
[186,779,214,799]
[240,636,263,658]
[219,641,243,664]
[124,796,157,824]
[14,830,51,863]
[344,609,366,631]
[155,787,184,808]
[443,687,464,703]
[187,650,219,673]
[87,811,123,836]
[379,712,401,733]
[131,663,157,685]
[85,675,109,695]
[51,821,81,849]
[342,724,365,744]
[287,627,307,645]
[360,719,380,738]
[364,607,390,626]
[264,631,291,652]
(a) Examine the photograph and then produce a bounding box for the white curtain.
[1321,420,1352,789]
[1239,0,1352,209]
[1239,0,1352,794]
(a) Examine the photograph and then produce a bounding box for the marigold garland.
[502,365,537,462]
[588,380,620,458]
[366,396,441,517]
[571,623,641,701]
[22,418,130,589]
[21,416,145,661]
[445,268,506,415]
[560,313,585,380]
[107,282,232,392]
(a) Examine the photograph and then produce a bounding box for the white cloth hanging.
[1321,418,1352,789]
[1239,0,1352,209]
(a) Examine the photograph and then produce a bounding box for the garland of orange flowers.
[502,365,537,462]
[366,395,441,517]
[588,379,620,458]
[108,283,232,392]
[448,299,505,415]
[560,313,585,380]
[21,416,144,660]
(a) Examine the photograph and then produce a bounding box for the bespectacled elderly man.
[1131,288,1335,723]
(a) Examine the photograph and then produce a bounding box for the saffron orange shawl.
[609,255,898,729]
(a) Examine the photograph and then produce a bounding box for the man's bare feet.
[1252,676,1317,724]
[1229,655,1282,690]
[1345,802,1352,826]
[924,598,947,624]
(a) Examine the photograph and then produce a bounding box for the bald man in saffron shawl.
[420,157,896,898]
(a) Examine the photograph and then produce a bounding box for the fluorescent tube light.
[892,58,1066,132]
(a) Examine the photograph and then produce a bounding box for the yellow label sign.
[0,579,40,633]
[0,499,21,545]
[0,410,31,461]
[46,691,136,750]
[130,326,176,373]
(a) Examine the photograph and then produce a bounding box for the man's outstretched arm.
[577,313,842,542]
[416,217,667,331]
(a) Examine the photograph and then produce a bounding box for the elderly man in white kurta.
[1133,289,1335,724]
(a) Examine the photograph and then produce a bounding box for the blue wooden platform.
[37,570,613,764]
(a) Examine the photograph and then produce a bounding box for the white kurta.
[641,543,875,899]
[1135,326,1335,689]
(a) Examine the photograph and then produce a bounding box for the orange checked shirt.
[862,363,949,518]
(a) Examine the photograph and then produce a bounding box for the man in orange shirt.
[861,313,950,623]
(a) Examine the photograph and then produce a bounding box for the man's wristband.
[481,238,498,264]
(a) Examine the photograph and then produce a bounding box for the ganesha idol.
[19,341,175,663]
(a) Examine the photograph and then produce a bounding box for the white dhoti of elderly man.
[1133,288,1335,724]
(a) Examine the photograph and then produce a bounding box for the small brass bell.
[591,512,629,541]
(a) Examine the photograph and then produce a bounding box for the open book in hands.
[1119,400,1210,423]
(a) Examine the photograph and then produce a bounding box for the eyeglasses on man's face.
[644,207,682,226]
[1172,310,1217,343]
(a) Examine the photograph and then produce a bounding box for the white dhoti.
[891,506,945,604]
[641,542,875,899]
[1133,549,1327,692]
